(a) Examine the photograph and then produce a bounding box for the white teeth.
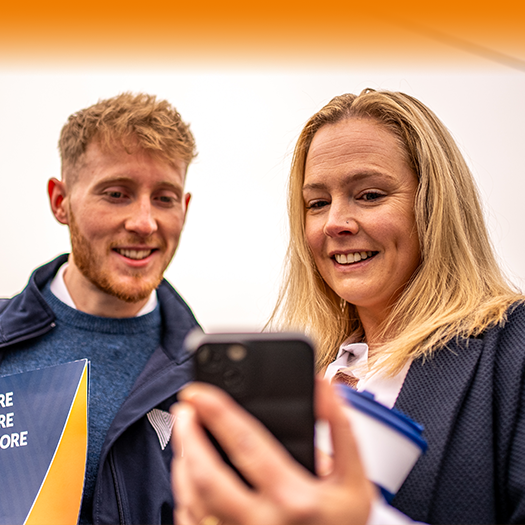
[335,251,374,265]
[117,249,152,260]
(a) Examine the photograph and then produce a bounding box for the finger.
[315,378,368,483]
[315,448,334,477]
[173,502,198,525]
[171,401,258,524]
[174,455,210,525]
[179,383,312,491]
[171,403,211,524]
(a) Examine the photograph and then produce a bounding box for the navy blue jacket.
[0,255,199,524]
[393,302,525,524]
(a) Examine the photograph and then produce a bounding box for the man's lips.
[113,248,158,260]
[332,251,378,265]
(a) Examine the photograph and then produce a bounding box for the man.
[0,93,199,524]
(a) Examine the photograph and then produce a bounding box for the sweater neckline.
[42,283,162,335]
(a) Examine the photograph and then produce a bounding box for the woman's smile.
[333,251,377,265]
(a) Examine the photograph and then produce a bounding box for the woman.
[172,89,525,524]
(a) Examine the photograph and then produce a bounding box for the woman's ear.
[48,178,69,225]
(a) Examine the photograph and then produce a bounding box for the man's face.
[62,141,189,304]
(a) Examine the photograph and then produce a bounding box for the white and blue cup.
[336,385,427,502]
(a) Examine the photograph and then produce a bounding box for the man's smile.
[114,248,157,260]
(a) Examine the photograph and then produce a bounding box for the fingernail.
[176,383,199,402]
[173,403,193,426]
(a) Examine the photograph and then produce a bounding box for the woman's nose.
[323,204,359,238]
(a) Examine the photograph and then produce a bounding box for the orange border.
[1,1,524,66]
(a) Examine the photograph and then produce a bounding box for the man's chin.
[91,276,162,304]
[110,288,155,304]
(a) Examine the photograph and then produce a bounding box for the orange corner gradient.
[0,0,524,68]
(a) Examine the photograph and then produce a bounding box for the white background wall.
[1,67,524,331]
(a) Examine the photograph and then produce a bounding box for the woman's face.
[303,118,420,326]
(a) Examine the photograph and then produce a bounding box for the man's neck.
[61,260,152,318]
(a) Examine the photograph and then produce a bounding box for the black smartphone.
[184,330,316,476]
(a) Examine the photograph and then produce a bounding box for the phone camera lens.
[223,368,244,391]
[227,344,247,362]
[197,345,223,372]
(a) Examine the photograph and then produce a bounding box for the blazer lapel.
[392,337,484,522]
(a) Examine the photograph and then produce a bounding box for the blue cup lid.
[336,385,428,453]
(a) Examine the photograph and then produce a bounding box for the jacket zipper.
[109,449,127,524]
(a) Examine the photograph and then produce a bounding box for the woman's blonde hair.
[270,89,522,374]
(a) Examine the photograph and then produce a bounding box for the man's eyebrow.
[92,176,135,187]
[302,171,395,192]
[93,176,183,193]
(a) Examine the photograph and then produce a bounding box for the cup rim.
[336,385,428,452]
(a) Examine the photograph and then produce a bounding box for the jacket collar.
[392,336,484,522]
[0,255,67,347]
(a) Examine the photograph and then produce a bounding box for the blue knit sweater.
[0,282,162,524]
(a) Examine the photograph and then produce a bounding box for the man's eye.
[107,191,124,199]
[155,195,176,205]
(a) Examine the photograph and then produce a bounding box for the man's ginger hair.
[59,92,197,182]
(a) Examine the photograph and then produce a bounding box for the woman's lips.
[333,251,377,265]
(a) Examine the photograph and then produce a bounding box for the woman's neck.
[356,306,390,349]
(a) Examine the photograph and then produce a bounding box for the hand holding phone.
[171,370,375,525]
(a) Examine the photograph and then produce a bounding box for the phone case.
[184,330,316,476]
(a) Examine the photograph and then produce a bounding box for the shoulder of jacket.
[479,302,525,375]
[504,300,525,325]
[489,301,525,344]
[0,256,67,346]
[0,298,11,316]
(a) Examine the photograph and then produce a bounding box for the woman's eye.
[306,200,329,210]
[360,191,384,202]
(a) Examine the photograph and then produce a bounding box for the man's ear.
[182,192,191,225]
[48,178,69,225]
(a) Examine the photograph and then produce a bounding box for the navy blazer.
[392,302,525,524]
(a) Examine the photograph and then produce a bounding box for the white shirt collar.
[324,341,369,383]
[323,339,411,409]
[50,262,158,317]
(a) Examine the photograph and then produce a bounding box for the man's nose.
[125,198,158,237]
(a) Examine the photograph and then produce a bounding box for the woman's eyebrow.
[302,171,395,192]
[302,181,327,192]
